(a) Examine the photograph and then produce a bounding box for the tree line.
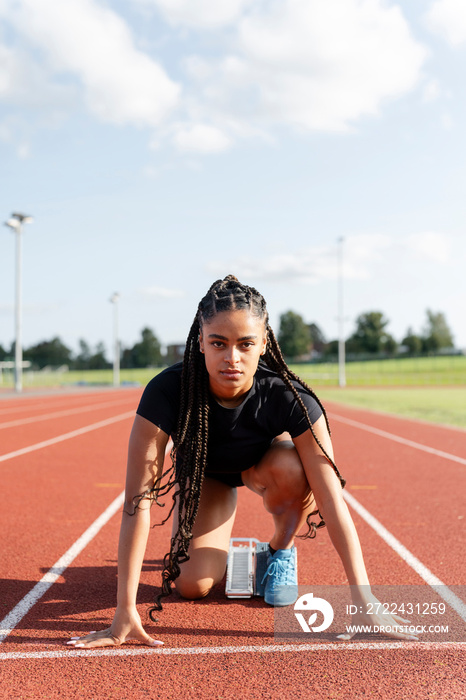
[0,308,457,370]
[0,327,163,370]
[277,308,456,360]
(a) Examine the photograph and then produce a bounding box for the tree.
[347,311,395,355]
[383,335,398,356]
[0,344,7,361]
[130,327,162,368]
[422,310,454,352]
[278,311,311,358]
[323,339,339,357]
[74,339,92,369]
[308,323,327,354]
[24,337,73,368]
[88,342,111,370]
[402,327,423,355]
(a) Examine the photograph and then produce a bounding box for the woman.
[68,275,416,648]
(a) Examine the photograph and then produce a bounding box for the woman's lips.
[221,369,242,379]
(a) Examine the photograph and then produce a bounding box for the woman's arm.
[67,415,169,649]
[293,416,417,641]
[293,417,369,590]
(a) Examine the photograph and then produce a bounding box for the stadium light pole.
[4,212,33,393]
[337,236,346,388]
[109,292,120,387]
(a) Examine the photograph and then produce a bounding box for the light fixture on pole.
[4,212,33,393]
[337,236,346,388]
[109,292,120,387]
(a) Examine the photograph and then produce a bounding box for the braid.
[146,274,345,616]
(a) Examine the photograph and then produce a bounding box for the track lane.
[325,405,465,586]
[0,392,141,454]
[327,401,466,454]
[0,413,135,615]
[0,391,465,699]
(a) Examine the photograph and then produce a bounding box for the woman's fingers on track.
[66,627,164,648]
[392,614,411,624]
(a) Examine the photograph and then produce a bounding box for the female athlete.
[68,275,417,648]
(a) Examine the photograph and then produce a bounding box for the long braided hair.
[147,275,345,618]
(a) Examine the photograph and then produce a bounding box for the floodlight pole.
[4,212,33,393]
[337,236,346,388]
[110,293,120,387]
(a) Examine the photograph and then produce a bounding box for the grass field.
[316,386,466,429]
[1,356,465,428]
[289,354,466,386]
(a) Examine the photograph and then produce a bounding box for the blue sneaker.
[261,547,298,607]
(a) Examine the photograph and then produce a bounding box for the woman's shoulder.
[139,362,183,406]
[145,362,183,390]
[136,362,182,434]
[255,362,307,394]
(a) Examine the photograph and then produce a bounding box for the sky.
[1,0,465,359]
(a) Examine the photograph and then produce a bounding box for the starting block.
[225,538,269,598]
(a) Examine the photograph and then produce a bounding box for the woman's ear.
[199,332,205,354]
[260,334,267,356]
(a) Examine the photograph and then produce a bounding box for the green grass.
[290,355,466,387]
[315,387,466,429]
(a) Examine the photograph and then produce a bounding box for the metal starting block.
[225,537,269,598]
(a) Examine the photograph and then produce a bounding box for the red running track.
[0,388,464,699]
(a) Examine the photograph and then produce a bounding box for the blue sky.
[1,0,465,357]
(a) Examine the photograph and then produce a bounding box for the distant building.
[166,344,185,365]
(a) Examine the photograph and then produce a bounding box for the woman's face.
[199,309,267,407]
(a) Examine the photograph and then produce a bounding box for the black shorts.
[175,459,245,488]
[205,471,245,488]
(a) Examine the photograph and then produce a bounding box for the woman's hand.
[66,606,164,649]
[337,592,419,642]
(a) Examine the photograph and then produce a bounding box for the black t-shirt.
[136,362,322,478]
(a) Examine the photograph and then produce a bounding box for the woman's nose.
[225,346,240,364]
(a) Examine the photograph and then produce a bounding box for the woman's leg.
[173,476,237,600]
[241,434,316,550]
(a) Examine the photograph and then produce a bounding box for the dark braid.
[147,275,344,617]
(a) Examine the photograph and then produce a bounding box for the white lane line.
[0,492,125,644]
[0,641,464,661]
[0,411,135,463]
[343,491,466,622]
[0,399,135,430]
[331,413,466,466]
[0,443,171,645]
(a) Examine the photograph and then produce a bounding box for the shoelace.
[261,558,293,586]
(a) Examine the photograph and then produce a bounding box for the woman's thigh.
[242,434,307,493]
[173,476,238,599]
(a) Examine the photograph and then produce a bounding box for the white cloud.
[185,0,426,134]
[404,232,450,264]
[207,234,392,284]
[2,0,180,126]
[422,79,441,102]
[172,123,232,153]
[16,142,30,159]
[0,0,429,152]
[0,40,74,110]
[136,0,254,29]
[425,0,466,46]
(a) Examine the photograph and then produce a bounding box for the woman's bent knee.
[175,577,215,600]
[258,443,307,490]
